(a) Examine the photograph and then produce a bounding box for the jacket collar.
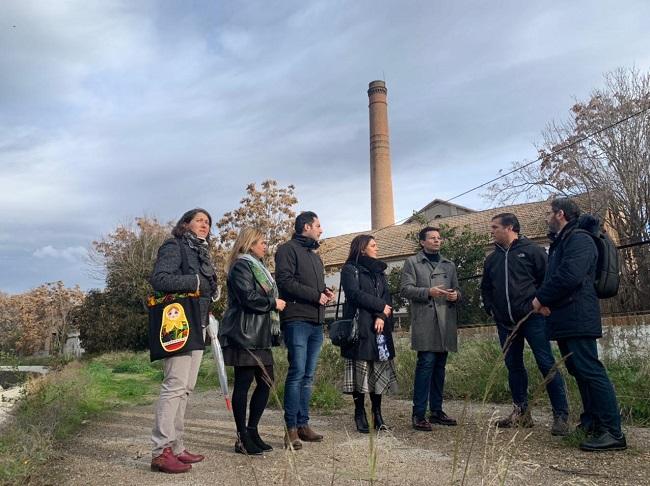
[416,250,451,265]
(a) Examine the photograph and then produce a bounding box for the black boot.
[247,427,273,451]
[353,392,369,433]
[370,393,389,430]
[235,431,263,455]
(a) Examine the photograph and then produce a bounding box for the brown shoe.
[284,428,303,450]
[412,416,433,432]
[176,449,204,464]
[151,447,192,474]
[297,425,323,442]
[495,405,534,428]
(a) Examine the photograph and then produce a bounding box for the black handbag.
[147,239,205,362]
[329,266,360,347]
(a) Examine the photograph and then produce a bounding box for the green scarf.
[238,254,280,336]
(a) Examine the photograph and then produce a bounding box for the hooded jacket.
[274,234,326,325]
[536,214,602,339]
[481,236,547,327]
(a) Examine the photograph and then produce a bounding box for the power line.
[445,103,650,203]
[385,103,650,231]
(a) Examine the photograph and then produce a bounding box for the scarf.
[183,231,218,296]
[238,254,280,336]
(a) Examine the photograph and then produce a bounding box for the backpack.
[573,218,620,299]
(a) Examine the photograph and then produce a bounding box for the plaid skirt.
[343,359,398,394]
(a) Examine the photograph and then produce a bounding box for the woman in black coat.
[219,227,286,455]
[340,234,396,433]
[150,208,218,474]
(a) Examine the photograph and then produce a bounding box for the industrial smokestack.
[368,80,395,230]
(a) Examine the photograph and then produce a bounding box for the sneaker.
[412,415,433,432]
[551,415,570,437]
[428,410,457,426]
[579,431,627,452]
[495,405,533,428]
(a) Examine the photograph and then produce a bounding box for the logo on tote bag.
[160,302,190,352]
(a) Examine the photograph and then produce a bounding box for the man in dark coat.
[275,211,334,450]
[533,198,626,451]
[401,226,460,431]
[481,213,569,435]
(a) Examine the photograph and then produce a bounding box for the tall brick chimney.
[368,80,395,230]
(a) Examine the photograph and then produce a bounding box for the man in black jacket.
[275,211,334,450]
[481,213,569,435]
[533,198,626,451]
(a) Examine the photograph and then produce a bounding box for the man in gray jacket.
[401,226,460,431]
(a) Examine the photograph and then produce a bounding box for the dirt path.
[42,392,650,485]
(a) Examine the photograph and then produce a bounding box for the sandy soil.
[41,392,650,486]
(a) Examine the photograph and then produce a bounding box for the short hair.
[550,198,581,222]
[347,234,374,262]
[418,226,440,242]
[171,208,213,241]
[492,213,520,233]
[294,211,319,234]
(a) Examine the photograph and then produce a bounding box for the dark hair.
[418,226,440,243]
[347,234,374,262]
[550,198,581,222]
[171,208,213,241]
[492,213,520,233]
[294,211,319,235]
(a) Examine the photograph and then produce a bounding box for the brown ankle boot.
[297,425,323,442]
[151,447,192,474]
[284,427,303,450]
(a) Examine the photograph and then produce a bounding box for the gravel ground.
[41,392,650,486]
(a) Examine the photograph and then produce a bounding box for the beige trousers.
[151,348,204,456]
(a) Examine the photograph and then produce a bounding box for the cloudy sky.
[1,0,649,293]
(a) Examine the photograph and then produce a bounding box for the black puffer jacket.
[536,215,602,339]
[481,236,547,327]
[219,260,277,349]
[150,237,217,327]
[274,235,326,325]
[340,256,395,361]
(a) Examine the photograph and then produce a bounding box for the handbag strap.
[335,264,359,320]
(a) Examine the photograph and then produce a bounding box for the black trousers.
[557,337,622,436]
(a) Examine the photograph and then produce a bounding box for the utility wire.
[387,103,649,230]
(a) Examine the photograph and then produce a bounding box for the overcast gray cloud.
[1,0,649,293]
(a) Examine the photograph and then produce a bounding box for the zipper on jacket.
[498,243,516,324]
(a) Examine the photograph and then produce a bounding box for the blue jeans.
[283,321,324,428]
[557,337,622,436]
[497,315,568,417]
[412,351,448,418]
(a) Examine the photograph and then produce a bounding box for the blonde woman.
[219,228,286,455]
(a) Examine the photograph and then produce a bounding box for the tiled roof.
[320,198,557,268]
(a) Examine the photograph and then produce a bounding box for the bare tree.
[486,67,650,311]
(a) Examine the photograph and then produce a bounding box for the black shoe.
[246,427,273,452]
[412,415,433,431]
[372,409,389,431]
[429,410,457,426]
[579,431,627,452]
[235,431,263,455]
[355,409,370,433]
